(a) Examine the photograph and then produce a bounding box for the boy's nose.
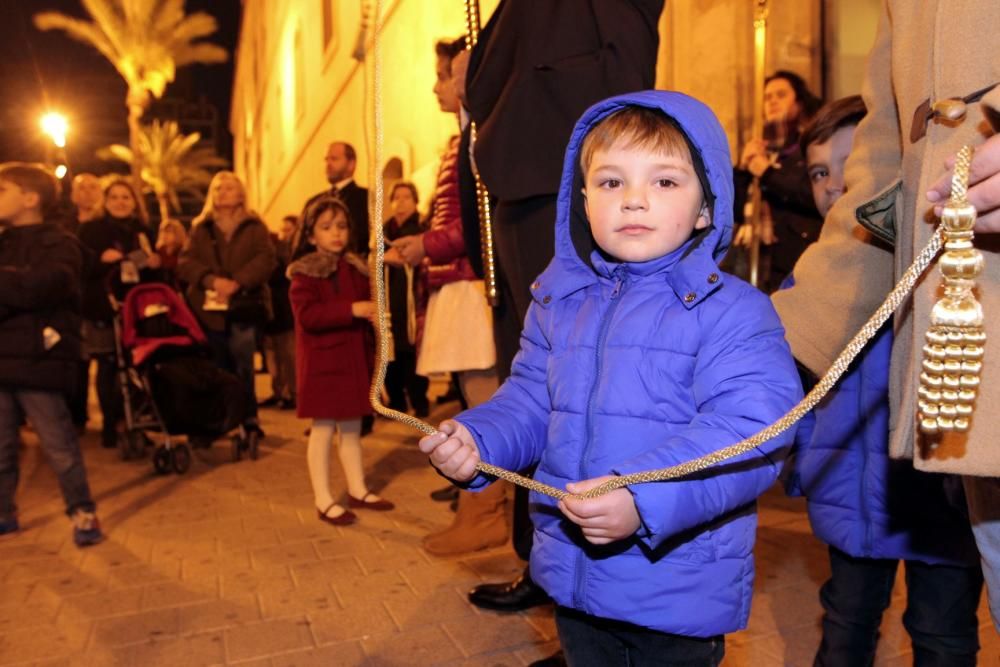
[621,187,648,211]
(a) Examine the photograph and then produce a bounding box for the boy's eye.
[808,168,829,183]
[600,178,622,189]
[655,178,677,188]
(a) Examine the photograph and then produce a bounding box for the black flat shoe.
[430,485,459,502]
[468,571,551,612]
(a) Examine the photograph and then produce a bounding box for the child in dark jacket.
[288,197,394,527]
[785,96,983,666]
[420,92,802,665]
[0,162,102,547]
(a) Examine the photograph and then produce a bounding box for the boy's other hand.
[927,133,1000,232]
[560,476,640,545]
[418,419,480,482]
[100,248,124,263]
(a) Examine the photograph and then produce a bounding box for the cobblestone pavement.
[0,378,997,666]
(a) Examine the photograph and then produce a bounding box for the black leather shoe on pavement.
[528,651,567,667]
[468,571,551,612]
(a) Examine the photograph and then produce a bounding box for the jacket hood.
[540,90,735,307]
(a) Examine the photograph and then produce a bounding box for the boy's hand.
[559,476,640,545]
[927,133,1000,232]
[101,248,124,263]
[418,419,480,481]
[392,235,426,266]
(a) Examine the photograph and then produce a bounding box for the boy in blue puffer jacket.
[420,91,802,666]
[785,96,983,666]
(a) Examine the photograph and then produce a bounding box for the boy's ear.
[22,190,41,212]
[695,202,710,230]
[580,187,589,219]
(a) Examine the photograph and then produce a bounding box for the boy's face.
[434,55,460,114]
[0,179,39,225]
[309,209,350,254]
[807,125,856,217]
[583,141,708,264]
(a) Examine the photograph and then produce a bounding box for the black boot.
[468,569,551,612]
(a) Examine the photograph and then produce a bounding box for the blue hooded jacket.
[786,323,978,566]
[455,91,803,637]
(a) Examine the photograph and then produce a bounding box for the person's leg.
[94,354,122,447]
[69,359,90,428]
[260,334,280,404]
[963,475,1000,632]
[620,622,724,667]
[17,390,95,516]
[228,323,260,423]
[335,418,380,500]
[814,546,897,667]
[402,348,429,416]
[0,391,21,526]
[383,359,408,413]
[307,419,351,520]
[277,330,297,403]
[902,559,981,667]
[554,607,628,667]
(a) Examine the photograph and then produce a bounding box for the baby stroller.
[112,282,257,474]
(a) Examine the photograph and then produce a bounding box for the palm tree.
[34,0,228,185]
[99,119,228,222]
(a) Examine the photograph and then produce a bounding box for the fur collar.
[286,251,369,279]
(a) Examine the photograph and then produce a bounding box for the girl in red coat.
[288,197,394,526]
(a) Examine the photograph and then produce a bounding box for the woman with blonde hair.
[178,171,276,435]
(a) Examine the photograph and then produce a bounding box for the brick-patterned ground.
[0,378,996,666]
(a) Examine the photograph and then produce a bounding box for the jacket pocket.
[855,179,900,247]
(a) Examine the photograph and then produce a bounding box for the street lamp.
[40,112,68,148]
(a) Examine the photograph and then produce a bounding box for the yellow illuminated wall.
[231,0,499,226]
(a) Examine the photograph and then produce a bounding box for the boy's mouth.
[617,224,653,235]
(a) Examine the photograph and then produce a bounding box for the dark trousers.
[207,323,259,423]
[385,346,429,414]
[493,195,557,561]
[94,354,123,439]
[815,546,982,667]
[69,359,90,426]
[0,389,96,519]
[555,607,724,667]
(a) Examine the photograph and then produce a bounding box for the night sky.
[0,0,241,177]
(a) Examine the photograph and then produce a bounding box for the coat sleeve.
[0,234,83,310]
[612,290,803,550]
[770,0,897,376]
[454,303,552,486]
[289,275,355,333]
[232,223,278,289]
[177,226,217,289]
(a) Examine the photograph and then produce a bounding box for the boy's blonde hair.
[156,218,188,251]
[579,107,693,174]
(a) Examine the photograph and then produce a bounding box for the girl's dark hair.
[293,195,353,259]
[389,181,419,205]
[766,70,823,121]
[799,95,866,154]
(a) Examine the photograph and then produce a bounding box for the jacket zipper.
[859,380,873,555]
[574,265,629,610]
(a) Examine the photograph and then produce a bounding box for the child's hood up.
[543,90,735,304]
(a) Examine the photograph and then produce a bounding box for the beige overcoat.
[772,0,1000,475]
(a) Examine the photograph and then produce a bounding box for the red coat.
[422,135,477,289]
[288,251,374,420]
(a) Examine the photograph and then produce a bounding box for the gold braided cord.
[366,0,961,501]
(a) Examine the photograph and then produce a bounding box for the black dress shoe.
[258,395,280,408]
[468,571,551,612]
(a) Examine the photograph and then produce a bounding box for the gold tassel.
[918,145,986,434]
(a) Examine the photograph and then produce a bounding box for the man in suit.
[302,142,370,257]
[458,0,665,617]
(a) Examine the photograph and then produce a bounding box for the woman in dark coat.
[178,171,276,434]
[731,70,824,292]
[78,178,159,448]
[288,196,392,527]
[382,182,429,417]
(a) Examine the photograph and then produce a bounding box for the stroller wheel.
[247,431,260,461]
[153,446,171,475]
[231,435,243,463]
[171,444,191,474]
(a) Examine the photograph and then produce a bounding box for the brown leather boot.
[422,482,508,556]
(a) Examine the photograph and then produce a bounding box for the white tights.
[307,418,372,511]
